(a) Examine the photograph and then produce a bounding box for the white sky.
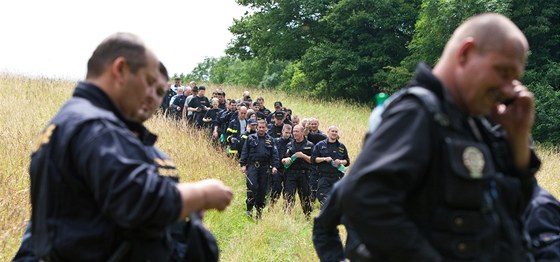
[0,0,248,80]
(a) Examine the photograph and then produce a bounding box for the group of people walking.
[159,84,351,220]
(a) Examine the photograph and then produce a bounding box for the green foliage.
[185,57,217,83]
[228,0,334,61]
[511,0,560,71]
[529,82,560,146]
[301,0,420,101]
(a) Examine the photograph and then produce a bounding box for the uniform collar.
[73,81,158,146]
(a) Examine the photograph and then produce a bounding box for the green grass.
[1,74,558,261]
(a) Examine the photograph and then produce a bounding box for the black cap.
[253,101,260,106]
[247,118,257,125]
[274,111,285,119]
[274,101,282,107]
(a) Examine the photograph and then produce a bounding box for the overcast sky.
[0,0,248,80]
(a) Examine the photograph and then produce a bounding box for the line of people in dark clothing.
[159,83,350,221]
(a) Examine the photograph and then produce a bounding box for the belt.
[250,161,269,168]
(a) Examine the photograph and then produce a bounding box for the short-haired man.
[239,120,279,219]
[336,13,540,261]
[281,124,314,218]
[22,33,233,261]
[311,125,349,207]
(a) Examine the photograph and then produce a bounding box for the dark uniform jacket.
[338,63,541,261]
[225,118,246,154]
[311,139,350,175]
[524,185,560,261]
[285,138,314,171]
[239,133,280,169]
[28,82,182,261]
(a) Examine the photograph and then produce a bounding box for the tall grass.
[1,75,558,261]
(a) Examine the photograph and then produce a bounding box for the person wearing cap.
[238,118,258,157]
[266,101,284,124]
[239,120,279,219]
[271,124,292,208]
[252,101,266,121]
[268,111,286,138]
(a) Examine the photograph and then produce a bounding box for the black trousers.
[246,163,270,212]
[317,172,343,208]
[283,170,312,217]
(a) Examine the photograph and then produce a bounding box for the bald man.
[334,13,540,261]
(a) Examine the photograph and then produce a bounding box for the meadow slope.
[1,74,558,261]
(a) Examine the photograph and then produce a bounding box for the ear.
[456,37,476,66]
[110,57,128,85]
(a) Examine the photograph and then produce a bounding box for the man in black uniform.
[281,124,314,218]
[270,124,292,208]
[239,120,279,219]
[311,125,350,207]
[187,85,210,128]
[267,111,286,138]
[337,14,540,261]
[524,184,560,261]
[306,117,327,203]
[22,33,233,261]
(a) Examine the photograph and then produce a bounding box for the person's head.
[229,99,237,111]
[184,86,192,96]
[308,118,319,132]
[291,115,300,126]
[177,86,184,96]
[197,86,206,97]
[252,102,260,111]
[135,61,169,122]
[257,97,265,107]
[301,118,309,128]
[281,124,292,139]
[211,97,219,108]
[189,81,197,88]
[247,118,258,132]
[191,86,199,95]
[433,13,529,116]
[238,106,248,120]
[86,32,160,120]
[242,90,250,99]
[174,77,181,86]
[257,120,268,136]
[274,101,283,111]
[327,125,339,142]
[274,111,285,125]
[293,125,305,141]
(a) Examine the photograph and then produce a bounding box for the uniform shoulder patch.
[32,124,57,154]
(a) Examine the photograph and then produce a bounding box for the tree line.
[181,0,560,146]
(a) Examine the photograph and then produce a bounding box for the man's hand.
[177,179,233,220]
[240,165,246,174]
[272,167,278,175]
[491,81,534,169]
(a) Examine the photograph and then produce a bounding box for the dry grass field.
[1,74,558,261]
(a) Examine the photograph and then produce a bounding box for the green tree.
[228,0,334,61]
[301,0,420,100]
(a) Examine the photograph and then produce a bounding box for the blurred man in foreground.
[20,33,232,261]
[336,13,540,261]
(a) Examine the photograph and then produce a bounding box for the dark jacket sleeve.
[339,97,442,261]
[313,184,345,262]
[340,143,350,167]
[271,137,280,169]
[525,186,560,261]
[239,135,250,166]
[72,121,182,229]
